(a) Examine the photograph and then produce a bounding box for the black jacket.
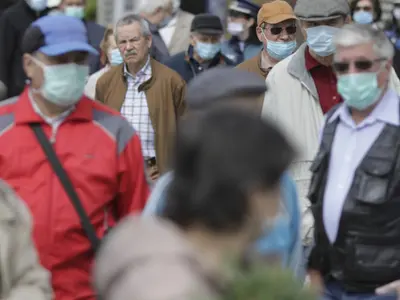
[0,0,48,99]
[0,0,16,16]
[164,46,235,83]
[308,104,400,293]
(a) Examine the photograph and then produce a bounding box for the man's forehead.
[335,43,376,60]
[194,32,222,39]
[117,24,142,37]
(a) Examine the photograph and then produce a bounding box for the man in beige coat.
[0,180,52,300]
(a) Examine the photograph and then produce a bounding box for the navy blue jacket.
[164,46,235,83]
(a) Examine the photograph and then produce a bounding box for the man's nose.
[126,41,134,50]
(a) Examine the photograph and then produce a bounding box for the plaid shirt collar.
[124,56,152,83]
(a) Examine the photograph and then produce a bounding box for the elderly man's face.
[191,33,222,46]
[116,22,152,65]
[257,19,297,43]
[23,51,88,90]
[333,42,391,90]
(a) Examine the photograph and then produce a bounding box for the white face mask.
[172,0,181,13]
[227,22,245,36]
[27,0,47,11]
[394,8,400,20]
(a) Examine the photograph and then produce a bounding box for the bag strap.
[30,123,101,253]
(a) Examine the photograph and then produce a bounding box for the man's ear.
[256,26,264,42]
[22,53,35,79]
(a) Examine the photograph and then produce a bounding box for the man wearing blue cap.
[0,15,150,300]
[222,0,263,65]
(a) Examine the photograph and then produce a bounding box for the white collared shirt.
[159,15,178,48]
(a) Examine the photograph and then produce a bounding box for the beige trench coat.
[0,180,52,300]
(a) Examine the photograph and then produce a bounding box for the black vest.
[308,104,400,293]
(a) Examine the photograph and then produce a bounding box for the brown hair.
[100,25,115,65]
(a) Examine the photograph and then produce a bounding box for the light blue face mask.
[28,0,47,11]
[266,40,297,61]
[32,57,89,107]
[195,42,221,60]
[337,72,382,110]
[65,5,85,19]
[353,11,374,24]
[109,48,124,66]
[306,25,340,57]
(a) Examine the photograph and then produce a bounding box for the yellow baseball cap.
[257,0,296,25]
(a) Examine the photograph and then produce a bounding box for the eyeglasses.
[268,25,297,35]
[355,6,372,11]
[333,58,385,73]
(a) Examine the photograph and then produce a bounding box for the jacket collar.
[14,87,93,125]
[287,43,318,99]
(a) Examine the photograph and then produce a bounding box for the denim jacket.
[143,172,303,279]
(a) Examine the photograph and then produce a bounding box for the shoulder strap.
[29,123,101,253]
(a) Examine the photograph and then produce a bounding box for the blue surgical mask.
[27,0,47,11]
[32,57,89,107]
[337,72,382,110]
[353,11,374,24]
[109,48,124,66]
[266,40,297,61]
[195,42,221,60]
[65,5,85,19]
[306,25,340,57]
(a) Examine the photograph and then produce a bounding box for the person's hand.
[306,270,324,295]
[376,280,400,299]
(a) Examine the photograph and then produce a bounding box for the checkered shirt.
[121,58,156,158]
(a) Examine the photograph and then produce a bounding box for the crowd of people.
[2,0,400,300]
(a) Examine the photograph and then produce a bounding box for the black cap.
[190,13,223,35]
[186,67,267,110]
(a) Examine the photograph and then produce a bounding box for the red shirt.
[305,47,342,114]
[0,88,150,300]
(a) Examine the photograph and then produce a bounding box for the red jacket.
[0,88,150,300]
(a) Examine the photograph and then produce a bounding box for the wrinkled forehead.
[334,42,377,61]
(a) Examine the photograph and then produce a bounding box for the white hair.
[133,0,171,14]
[114,13,152,41]
[333,24,394,60]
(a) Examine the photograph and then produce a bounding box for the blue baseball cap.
[22,15,98,56]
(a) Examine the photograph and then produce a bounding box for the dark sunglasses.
[269,25,297,35]
[333,58,385,73]
[355,6,372,11]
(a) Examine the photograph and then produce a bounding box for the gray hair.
[333,24,394,60]
[114,13,152,41]
[133,0,172,15]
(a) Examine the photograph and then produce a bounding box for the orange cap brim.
[259,14,297,25]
